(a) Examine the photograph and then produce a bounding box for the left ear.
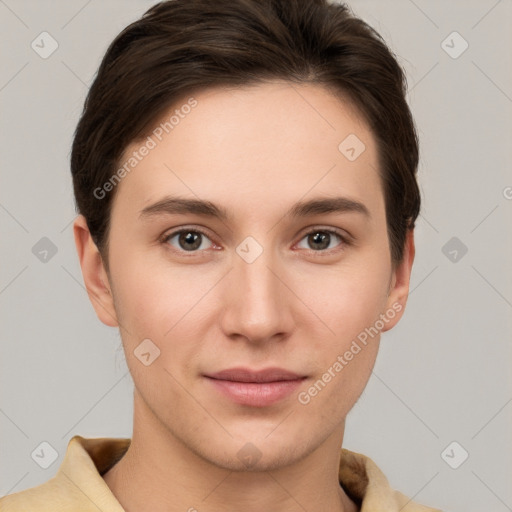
[381,228,415,332]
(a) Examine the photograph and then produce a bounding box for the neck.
[103,391,359,512]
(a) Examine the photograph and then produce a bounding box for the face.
[75,80,414,471]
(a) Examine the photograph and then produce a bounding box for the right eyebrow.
[139,196,231,222]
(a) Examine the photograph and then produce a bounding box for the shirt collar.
[56,435,435,512]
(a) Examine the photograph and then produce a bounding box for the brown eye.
[296,229,347,252]
[163,229,213,252]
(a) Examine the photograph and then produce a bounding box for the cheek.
[111,248,204,332]
[305,344,379,433]
[294,255,388,408]
[111,261,204,406]
[109,252,218,381]
[297,273,384,423]
[304,256,390,345]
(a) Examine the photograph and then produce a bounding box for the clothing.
[0,435,441,511]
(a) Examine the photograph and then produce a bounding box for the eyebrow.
[138,195,371,222]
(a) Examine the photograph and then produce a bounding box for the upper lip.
[204,367,305,383]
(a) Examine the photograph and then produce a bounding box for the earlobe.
[73,214,119,327]
[381,229,415,332]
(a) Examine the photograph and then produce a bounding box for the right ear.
[73,214,119,327]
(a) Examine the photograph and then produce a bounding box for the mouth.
[203,367,307,407]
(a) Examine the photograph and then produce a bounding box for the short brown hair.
[71,0,420,272]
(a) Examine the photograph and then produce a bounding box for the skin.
[74,80,415,512]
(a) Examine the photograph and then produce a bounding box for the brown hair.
[71,0,420,272]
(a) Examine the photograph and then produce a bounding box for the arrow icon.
[440,441,468,469]
[31,441,58,468]
[35,448,45,458]
[441,31,468,59]
[32,237,58,262]
[237,442,262,467]
[31,31,59,59]
[236,236,263,263]
[338,134,365,161]
[134,339,160,365]
[442,237,467,263]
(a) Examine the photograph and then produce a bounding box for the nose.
[219,242,295,345]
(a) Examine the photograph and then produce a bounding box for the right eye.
[162,228,215,253]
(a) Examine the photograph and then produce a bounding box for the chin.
[189,428,317,473]
[205,444,304,473]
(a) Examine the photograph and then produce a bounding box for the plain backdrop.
[1,1,511,511]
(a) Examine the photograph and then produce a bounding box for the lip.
[204,367,307,407]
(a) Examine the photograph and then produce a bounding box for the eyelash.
[160,226,351,256]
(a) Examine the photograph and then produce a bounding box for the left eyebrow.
[287,196,371,220]
[138,195,371,222]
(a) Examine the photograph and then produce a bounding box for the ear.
[73,214,119,327]
[381,228,415,332]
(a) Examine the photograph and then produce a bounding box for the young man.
[1,0,442,510]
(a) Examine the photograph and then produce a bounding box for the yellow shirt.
[0,435,441,511]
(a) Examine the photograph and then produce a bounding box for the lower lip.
[205,377,305,407]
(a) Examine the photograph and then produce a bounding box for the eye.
[162,228,214,252]
[295,228,348,253]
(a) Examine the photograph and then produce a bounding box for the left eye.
[296,229,345,252]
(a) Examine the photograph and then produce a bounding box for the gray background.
[1,1,511,511]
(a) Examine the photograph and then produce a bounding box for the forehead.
[112,81,383,222]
